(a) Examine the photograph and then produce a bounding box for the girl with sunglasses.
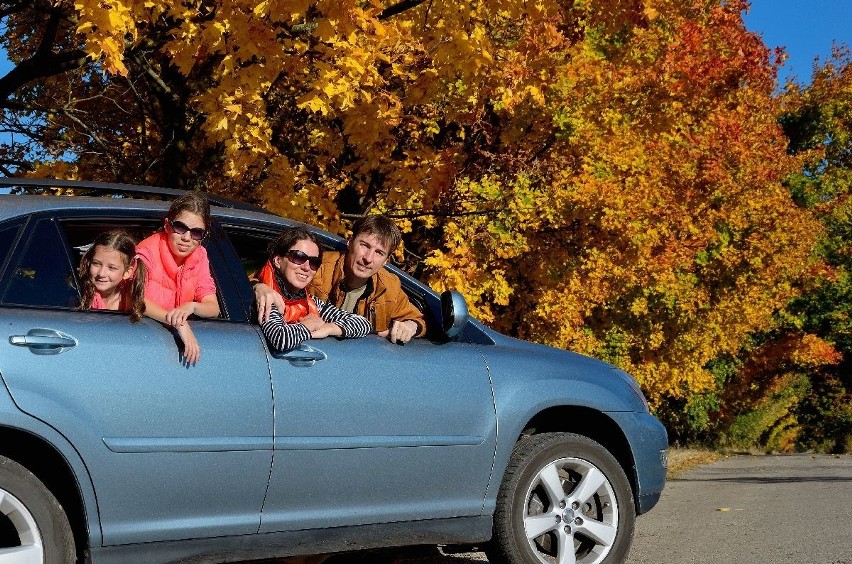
[136,193,220,365]
[258,226,370,352]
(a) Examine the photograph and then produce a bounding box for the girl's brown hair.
[78,230,147,322]
[167,192,211,232]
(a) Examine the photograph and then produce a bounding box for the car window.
[2,219,79,308]
[220,223,443,335]
[60,220,156,277]
[222,225,279,281]
[0,222,22,277]
[59,219,229,320]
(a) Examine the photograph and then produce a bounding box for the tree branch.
[378,0,427,20]
[0,3,90,104]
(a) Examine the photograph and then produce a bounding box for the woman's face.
[165,211,205,263]
[272,238,321,292]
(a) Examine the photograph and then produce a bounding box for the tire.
[487,433,636,564]
[0,455,76,563]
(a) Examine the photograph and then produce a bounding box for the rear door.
[0,212,273,545]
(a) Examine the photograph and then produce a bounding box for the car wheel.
[0,455,75,563]
[487,432,635,564]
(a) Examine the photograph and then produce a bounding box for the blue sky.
[743,0,852,85]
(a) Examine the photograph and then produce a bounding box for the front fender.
[0,374,103,548]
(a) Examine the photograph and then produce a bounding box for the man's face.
[345,232,391,286]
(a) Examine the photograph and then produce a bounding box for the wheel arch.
[0,426,90,559]
[515,406,638,511]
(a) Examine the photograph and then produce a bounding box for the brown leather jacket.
[308,251,426,337]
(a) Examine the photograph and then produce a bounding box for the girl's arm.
[193,293,220,318]
[143,299,202,364]
[143,299,171,324]
[261,306,312,352]
[162,294,220,327]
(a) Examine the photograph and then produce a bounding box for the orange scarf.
[257,260,319,323]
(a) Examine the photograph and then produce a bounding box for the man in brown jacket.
[254,215,425,344]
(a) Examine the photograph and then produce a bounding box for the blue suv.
[0,178,667,564]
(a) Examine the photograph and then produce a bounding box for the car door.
[0,214,273,546]
[216,220,497,533]
[260,335,497,532]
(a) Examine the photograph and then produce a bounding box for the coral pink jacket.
[90,290,129,311]
[136,231,216,310]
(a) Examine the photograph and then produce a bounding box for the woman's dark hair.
[78,230,147,322]
[167,192,211,232]
[267,226,322,261]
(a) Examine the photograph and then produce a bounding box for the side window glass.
[222,227,277,281]
[0,223,21,276]
[2,219,79,308]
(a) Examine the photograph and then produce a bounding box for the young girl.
[78,230,146,321]
[136,193,220,365]
[259,227,371,352]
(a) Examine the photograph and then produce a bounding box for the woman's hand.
[310,322,343,339]
[175,322,201,365]
[254,283,285,324]
[299,314,325,332]
[165,302,196,327]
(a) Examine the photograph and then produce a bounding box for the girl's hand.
[166,302,196,327]
[175,322,201,365]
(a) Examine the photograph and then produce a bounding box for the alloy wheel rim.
[522,456,619,564]
[0,488,44,564]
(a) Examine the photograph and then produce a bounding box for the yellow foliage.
[43,0,824,405]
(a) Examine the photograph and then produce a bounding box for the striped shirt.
[261,296,371,352]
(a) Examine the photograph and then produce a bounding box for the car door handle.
[276,344,327,367]
[9,329,78,355]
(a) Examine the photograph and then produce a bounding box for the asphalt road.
[258,454,852,564]
[626,453,852,564]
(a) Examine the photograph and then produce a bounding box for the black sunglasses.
[285,249,322,271]
[168,219,206,241]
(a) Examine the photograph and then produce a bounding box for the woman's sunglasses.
[285,249,322,271]
[168,219,206,241]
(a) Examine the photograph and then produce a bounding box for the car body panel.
[261,335,497,532]
[1,309,274,544]
[477,330,668,514]
[0,378,104,546]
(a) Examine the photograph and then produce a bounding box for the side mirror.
[440,290,469,339]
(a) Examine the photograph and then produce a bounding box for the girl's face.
[272,239,321,292]
[89,245,132,296]
[165,210,206,263]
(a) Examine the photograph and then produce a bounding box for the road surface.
[255,453,852,563]
[626,453,852,563]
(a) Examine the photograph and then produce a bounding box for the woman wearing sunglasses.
[136,193,220,365]
[258,226,370,352]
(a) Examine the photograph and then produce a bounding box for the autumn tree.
[0,0,835,438]
[778,46,852,452]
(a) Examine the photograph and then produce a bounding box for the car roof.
[0,177,266,213]
[0,193,286,224]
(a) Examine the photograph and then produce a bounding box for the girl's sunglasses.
[285,250,322,271]
[168,219,206,241]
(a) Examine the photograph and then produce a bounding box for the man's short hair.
[351,215,402,253]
